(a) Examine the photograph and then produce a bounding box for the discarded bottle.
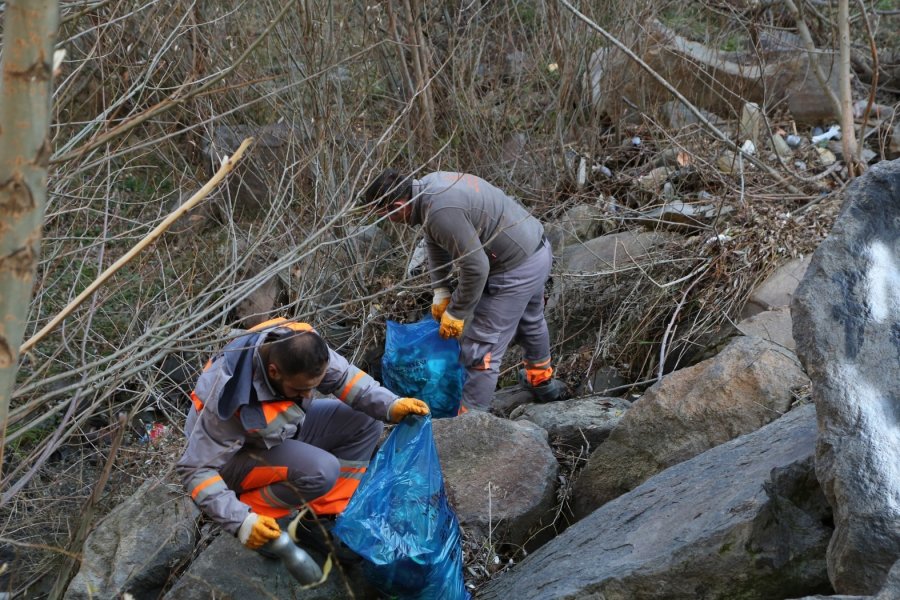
[261,532,323,585]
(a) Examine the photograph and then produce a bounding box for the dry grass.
[1,0,890,595]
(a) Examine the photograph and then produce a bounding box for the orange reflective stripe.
[339,371,366,401]
[240,488,293,519]
[525,365,553,386]
[250,318,314,333]
[473,352,492,371]
[261,400,295,424]
[191,474,224,500]
[240,465,289,491]
[308,475,364,516]
[190,391,204,412]
[250,317,287,331]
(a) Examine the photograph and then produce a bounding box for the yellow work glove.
[389,397,430,423]
[238,512,281,549]
[439,310,464,339]
[431,287,451,322]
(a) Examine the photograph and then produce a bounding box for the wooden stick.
[20,137,254,354]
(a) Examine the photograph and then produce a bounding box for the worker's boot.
[532,378,567,403]
[518,369,568,404]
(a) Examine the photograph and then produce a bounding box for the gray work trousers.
[219,398,382,517]
[460,238,552,411]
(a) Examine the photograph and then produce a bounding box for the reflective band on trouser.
[189,471,227,503]
[238,465,293,518]
[240,486,296,519]
[523,357,553,386]
[307,460,368,516]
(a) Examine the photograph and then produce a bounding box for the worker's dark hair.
[265,329,329,377]
[363,169,412,208]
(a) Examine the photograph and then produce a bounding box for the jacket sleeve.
[317,347,397,421]
[425,208,488,319]
[175,408,251,536]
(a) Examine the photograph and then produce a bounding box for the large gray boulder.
[162,532,373,600]
[64,480,199,600]
[205,123,310,222]
[432,411,558,548]
[547,230,682,345]
[788,558,900,600]
[480,405,832,600]
[510,395,631,453]
[792,158,900,594]
[574,335,809,516]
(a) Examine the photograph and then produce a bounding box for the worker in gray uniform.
[363,170,566,412]
[176,318,429,555]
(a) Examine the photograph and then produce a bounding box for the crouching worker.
[175,317,430,558]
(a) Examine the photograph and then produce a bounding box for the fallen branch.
[20,137,254,354]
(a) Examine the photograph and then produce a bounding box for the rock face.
[480,405,831,600]
[64,480,199,600]
[510,395,631,453]
[574,335,809,517]
[589,20,839,125]
[792,159,900,594]
[545,203,607,253]
[432,411,558,548]
[737,306,795,350]
[742,255,812,319]
[205,123,309,221]
[547,230,679,342]
[161,533,373,600]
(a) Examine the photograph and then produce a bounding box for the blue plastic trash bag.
[382,315,464,418]
[333,415,470,600]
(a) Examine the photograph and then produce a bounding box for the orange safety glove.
[439,310,464,339]
[431,287,451,322]
[238,512,281,549]
[389,397,430,423]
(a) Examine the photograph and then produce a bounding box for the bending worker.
[176,317,430,553]
[363,170,566,412]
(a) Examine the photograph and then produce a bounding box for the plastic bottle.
[261,532,323,585]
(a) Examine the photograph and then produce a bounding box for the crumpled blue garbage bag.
[333,415,470,600]
[381,315,464,418]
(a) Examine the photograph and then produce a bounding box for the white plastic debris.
[740,140,756,155]
[576,156,587,189]
[406,239,428,277]
[811,125,841,144]
[593,164,613,178]
[704,233,732,246]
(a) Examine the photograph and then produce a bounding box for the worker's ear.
[267,362,281,381]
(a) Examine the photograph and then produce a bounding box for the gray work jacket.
[176,324,396,535]
[409,172,545,318]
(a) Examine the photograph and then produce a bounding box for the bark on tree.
[0,0,59,475]
[838,0,861,176]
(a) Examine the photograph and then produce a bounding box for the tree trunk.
[838,0,860,175]
[0,0,59,476]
